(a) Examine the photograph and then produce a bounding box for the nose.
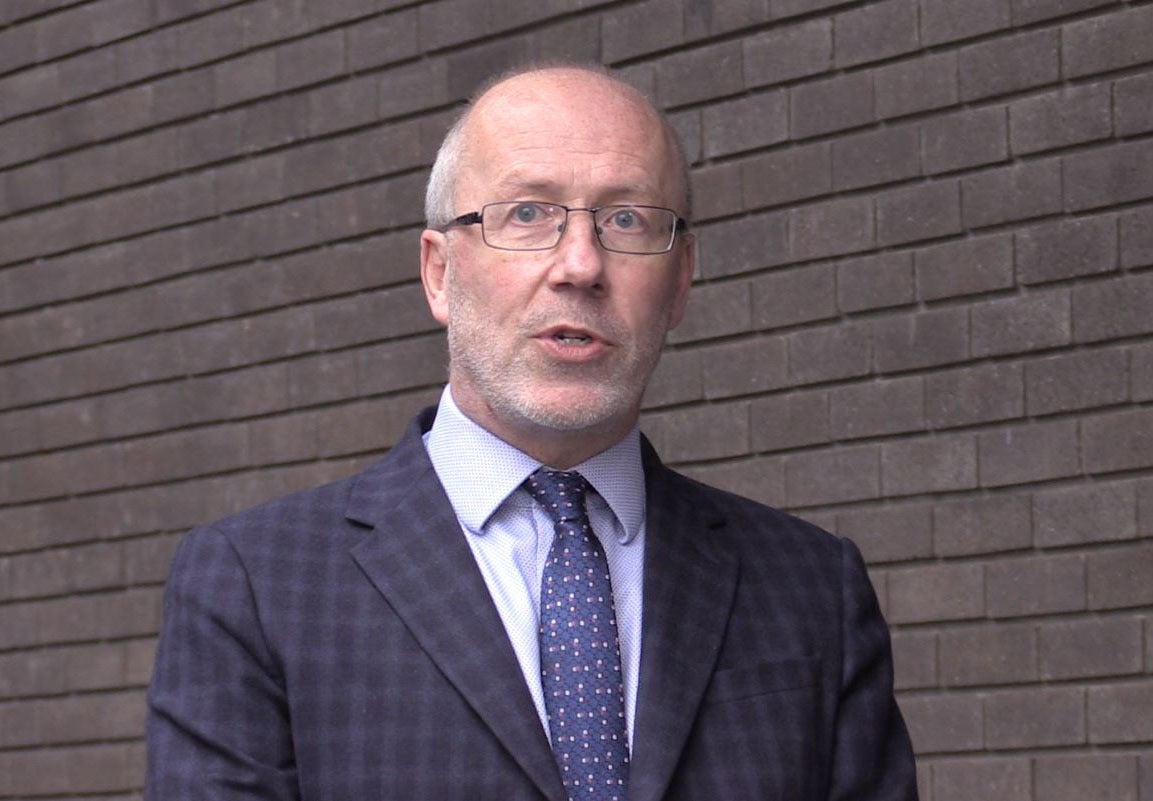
[549,209,606,291]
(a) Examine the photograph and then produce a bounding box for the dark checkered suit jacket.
[146,406,917,801]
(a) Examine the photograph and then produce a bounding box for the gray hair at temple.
[423,63,693,230]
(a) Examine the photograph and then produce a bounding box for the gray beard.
[444,268,666,434]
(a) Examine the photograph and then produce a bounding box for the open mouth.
[553,331,593,345]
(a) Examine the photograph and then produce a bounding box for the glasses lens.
[481,202,565,250]
[595,205,677,254]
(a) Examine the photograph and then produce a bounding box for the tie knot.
[524,468,590,525]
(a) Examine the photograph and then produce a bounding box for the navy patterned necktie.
[525,468,629,801]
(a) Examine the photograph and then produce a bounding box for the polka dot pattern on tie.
[525,468,629,801]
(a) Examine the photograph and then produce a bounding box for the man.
[147,65,917,801]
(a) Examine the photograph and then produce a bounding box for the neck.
[448,384,635,469]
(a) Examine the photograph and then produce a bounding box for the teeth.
[555,333,591,344]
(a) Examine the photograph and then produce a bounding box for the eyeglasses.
[442,201,689,255]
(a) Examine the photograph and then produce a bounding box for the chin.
[500,383,639,434]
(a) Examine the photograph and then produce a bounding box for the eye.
[610,209,638,229]
[512,203,543,224]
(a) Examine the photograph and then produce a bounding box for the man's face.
[421,71,693,457]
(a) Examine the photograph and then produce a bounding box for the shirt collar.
[423,386,645,543]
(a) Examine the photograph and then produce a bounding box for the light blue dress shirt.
[423,386,646,746]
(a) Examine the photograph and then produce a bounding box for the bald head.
[424,65,690,228]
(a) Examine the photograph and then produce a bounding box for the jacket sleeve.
[146,525,300,801]
[828,537,920,801]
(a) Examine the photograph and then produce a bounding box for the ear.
[666,233,695,330]
[420,229,451,327]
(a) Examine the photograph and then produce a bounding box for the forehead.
[459,72,680,206]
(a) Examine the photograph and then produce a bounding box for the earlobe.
[666,235,695,330]
[420,230,451,327]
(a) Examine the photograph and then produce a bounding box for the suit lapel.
[630,442,739,801]
[346,410,567,801]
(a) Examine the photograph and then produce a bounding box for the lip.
[533,324,613,362]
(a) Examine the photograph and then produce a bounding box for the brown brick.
[1034,480,1137,547]
[346,9,418,71]
[1065,140,1153,213]
[680,456,786,509]
[643,401,749,463]
[833,0,919,67]
[0,642,132,699]
[934,493,1032,557]
[696,212,790,278]
[644,347,704,409]
[771,0,851,17]
[876,180,962,247]
[985,686,1085,749]
[1063,5,1153,78]
[927,362,1024,430]
[1083,408,1153,475]
[750,388,830,452]
[1040,615,1144,680]
[786,321,872,384]
[979,420,1080,488]
[882,433,978,496]
[742,143,833,210]
[1029,345,1129,416]
[873,307,969,372]
[1016,215,1118,285]
[656,40,743,108]
[1035,754,1139,801]
[1010,82,1112,155]
[790,196,874,261]
[0,742,145,796]
[751,264,837,331]
[785,445,880,506]
[1121,206,1153,269]
[1074,272,1153,344]
[684,0,770,37]
[831,376,924,440]
[921,0,1011,45]
[790,71,874,139]
[832,123,921,190]
[987,553,1086,618]
[703,90,788,158]
[962,160,1062,229]
[971,289,1071,358]
[889,562,984,624]
[1012,0,1116,24]
[691,163,743,222]
[1116,72,1153,137]
[1088,681,1153,743]
[900,693,984,753]
[890,630,938,689]
[601,0,683,61]
[837,251,914,313]
[837,503,933,564]
[1136,344,1153,403]
[668,280,751,344]
[940,622,1037,687]
[915,233,1014,301]
[0,689,146,748]
[702,337,788,399]
[0,588,162,650]
[923,105,1008,175]
[1088,542,1153,610]
[959,28,1059,101]
[875,51,958,120]
[743,18,832,88]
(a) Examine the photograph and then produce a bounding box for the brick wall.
[1,0,1151,798]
